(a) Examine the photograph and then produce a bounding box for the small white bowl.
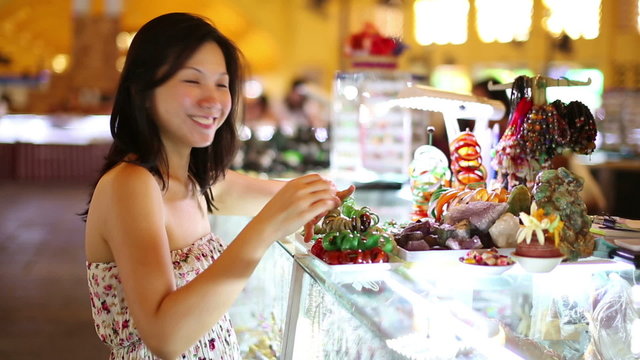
[511,252,564,273]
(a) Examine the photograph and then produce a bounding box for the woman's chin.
[192,134,216,148]
[193,141,214,149]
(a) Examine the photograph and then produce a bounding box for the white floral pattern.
[86,233,241,359]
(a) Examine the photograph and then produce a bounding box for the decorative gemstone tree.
[532,167,594,260]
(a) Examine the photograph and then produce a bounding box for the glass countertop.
[290,242,638,358]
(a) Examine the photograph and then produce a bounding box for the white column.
[104,0,122,17]
[72,0,90,15]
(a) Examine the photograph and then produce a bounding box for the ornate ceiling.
[0,0,280,75]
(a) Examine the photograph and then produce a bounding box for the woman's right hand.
[251,173,340,242]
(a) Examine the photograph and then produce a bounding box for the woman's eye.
[217,83,229,88]
[183,79,200,84]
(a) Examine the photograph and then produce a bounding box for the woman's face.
[151,41,232,151]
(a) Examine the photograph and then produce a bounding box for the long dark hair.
[81,13,244,220]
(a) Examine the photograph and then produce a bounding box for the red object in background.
[348,22,398,56]
[370,37,396,55]
[349,22,379,51]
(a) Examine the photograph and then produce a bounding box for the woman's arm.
[210,170,288,216]
[98,168,339,359]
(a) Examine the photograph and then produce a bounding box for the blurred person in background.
[0,93,13,115]
[244,94,278,134]
[271,77,331,174]
[472,77,511,139]
[275,77,328,137]
[236,94,279,173]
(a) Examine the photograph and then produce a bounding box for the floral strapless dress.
[86,233,241,359]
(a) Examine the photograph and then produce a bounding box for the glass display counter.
[213,189,640,360]
[0,114,112,181]
[284,245,638,359]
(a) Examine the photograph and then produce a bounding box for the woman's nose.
[197,89,221,110]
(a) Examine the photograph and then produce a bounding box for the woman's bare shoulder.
[95,162,160,196]
[86,163,165,261]
[89,163,163,227]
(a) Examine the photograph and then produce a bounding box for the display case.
[0,113,111,181]
[290,247,638,360]
[330,71,414,184]
[214,189,640,360]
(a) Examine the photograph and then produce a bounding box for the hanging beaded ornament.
[492,76,541,190]
[551,100,597,154]
[518,103,570,163]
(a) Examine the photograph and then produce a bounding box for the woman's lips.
[190,115,217,128]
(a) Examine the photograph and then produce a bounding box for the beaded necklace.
[491,76,597,191]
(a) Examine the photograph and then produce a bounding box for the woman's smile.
[189,115,217,129]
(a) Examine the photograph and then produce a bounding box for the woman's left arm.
[210,170,287,216]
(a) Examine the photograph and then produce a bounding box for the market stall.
[219,74,640,359]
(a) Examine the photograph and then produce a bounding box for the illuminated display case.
[329,71,507,187]
[330,71,414,185]
[215,190,640,360]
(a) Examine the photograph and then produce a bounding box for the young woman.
[83,13,343,359]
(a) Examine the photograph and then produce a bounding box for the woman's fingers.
[302,183,356,243]
[293,174,341,208]
[261,174,357,241]
[337,184,356,200]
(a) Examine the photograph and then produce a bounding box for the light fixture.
[390,83,506,144]
[51,54,70,74]
[386,83,507,179]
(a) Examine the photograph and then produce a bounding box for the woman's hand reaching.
[250,174,349,243]
[303,184,355,242]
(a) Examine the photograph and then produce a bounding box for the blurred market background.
[1,0,640,358]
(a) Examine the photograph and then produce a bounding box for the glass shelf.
[290,247,638,359]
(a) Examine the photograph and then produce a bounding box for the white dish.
[307,252,402,273]
[395,246,514,263]
[458,261,515,276]
[511,252,564,273]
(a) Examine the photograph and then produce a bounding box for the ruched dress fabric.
[86,233,241,359]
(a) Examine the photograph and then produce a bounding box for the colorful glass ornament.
[408,128,451,220]
[449,130,486,189]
